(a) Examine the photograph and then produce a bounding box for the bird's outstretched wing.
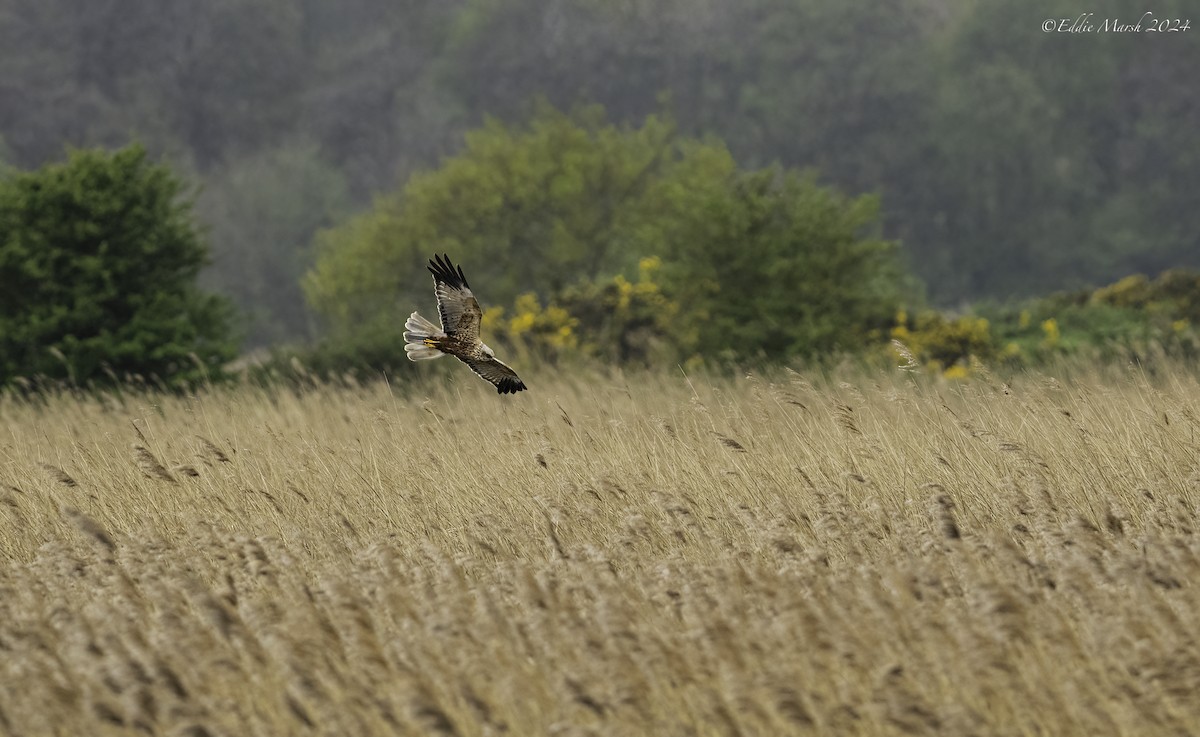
[428,253,481,342]
[464,355,528,394]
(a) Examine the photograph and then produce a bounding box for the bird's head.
[481,343,496,359]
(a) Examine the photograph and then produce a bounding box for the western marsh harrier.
[404,254,528,394]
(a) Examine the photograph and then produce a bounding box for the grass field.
[2,363,1200,736]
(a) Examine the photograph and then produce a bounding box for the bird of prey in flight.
[404,254,528,394]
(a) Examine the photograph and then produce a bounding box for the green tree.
[0,145,237,388]
[306,105,908,367]
[656,168,908,362]
[304,105,703,336]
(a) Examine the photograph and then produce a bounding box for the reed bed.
[1,363,1199,736]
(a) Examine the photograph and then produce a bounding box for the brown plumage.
[404,254,528,395]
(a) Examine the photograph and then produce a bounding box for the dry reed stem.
[132,444,176,483]
[37,462,77,487]
[0,365,1199,735]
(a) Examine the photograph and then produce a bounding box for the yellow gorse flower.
[1041,318,1060,347]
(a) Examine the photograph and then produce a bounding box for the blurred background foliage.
[0,0,1198,386]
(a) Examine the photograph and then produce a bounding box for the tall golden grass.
[2,363,1200,735]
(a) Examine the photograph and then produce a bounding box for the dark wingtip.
[497,379,528,395]
[428,253,469,289]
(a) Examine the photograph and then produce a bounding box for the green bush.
[480,292,581,366]
[554,257,681,364]
[0,145,237,389]
[303,103,702,335]
[889,311,996,373]
[654,167,910,363]
[477,256,681,365]
[980,270,1200,366]
[304,104,909,369]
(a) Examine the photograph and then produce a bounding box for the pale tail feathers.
[405,311,443,336]
[404,312,446,361]
[405,343,443,360]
